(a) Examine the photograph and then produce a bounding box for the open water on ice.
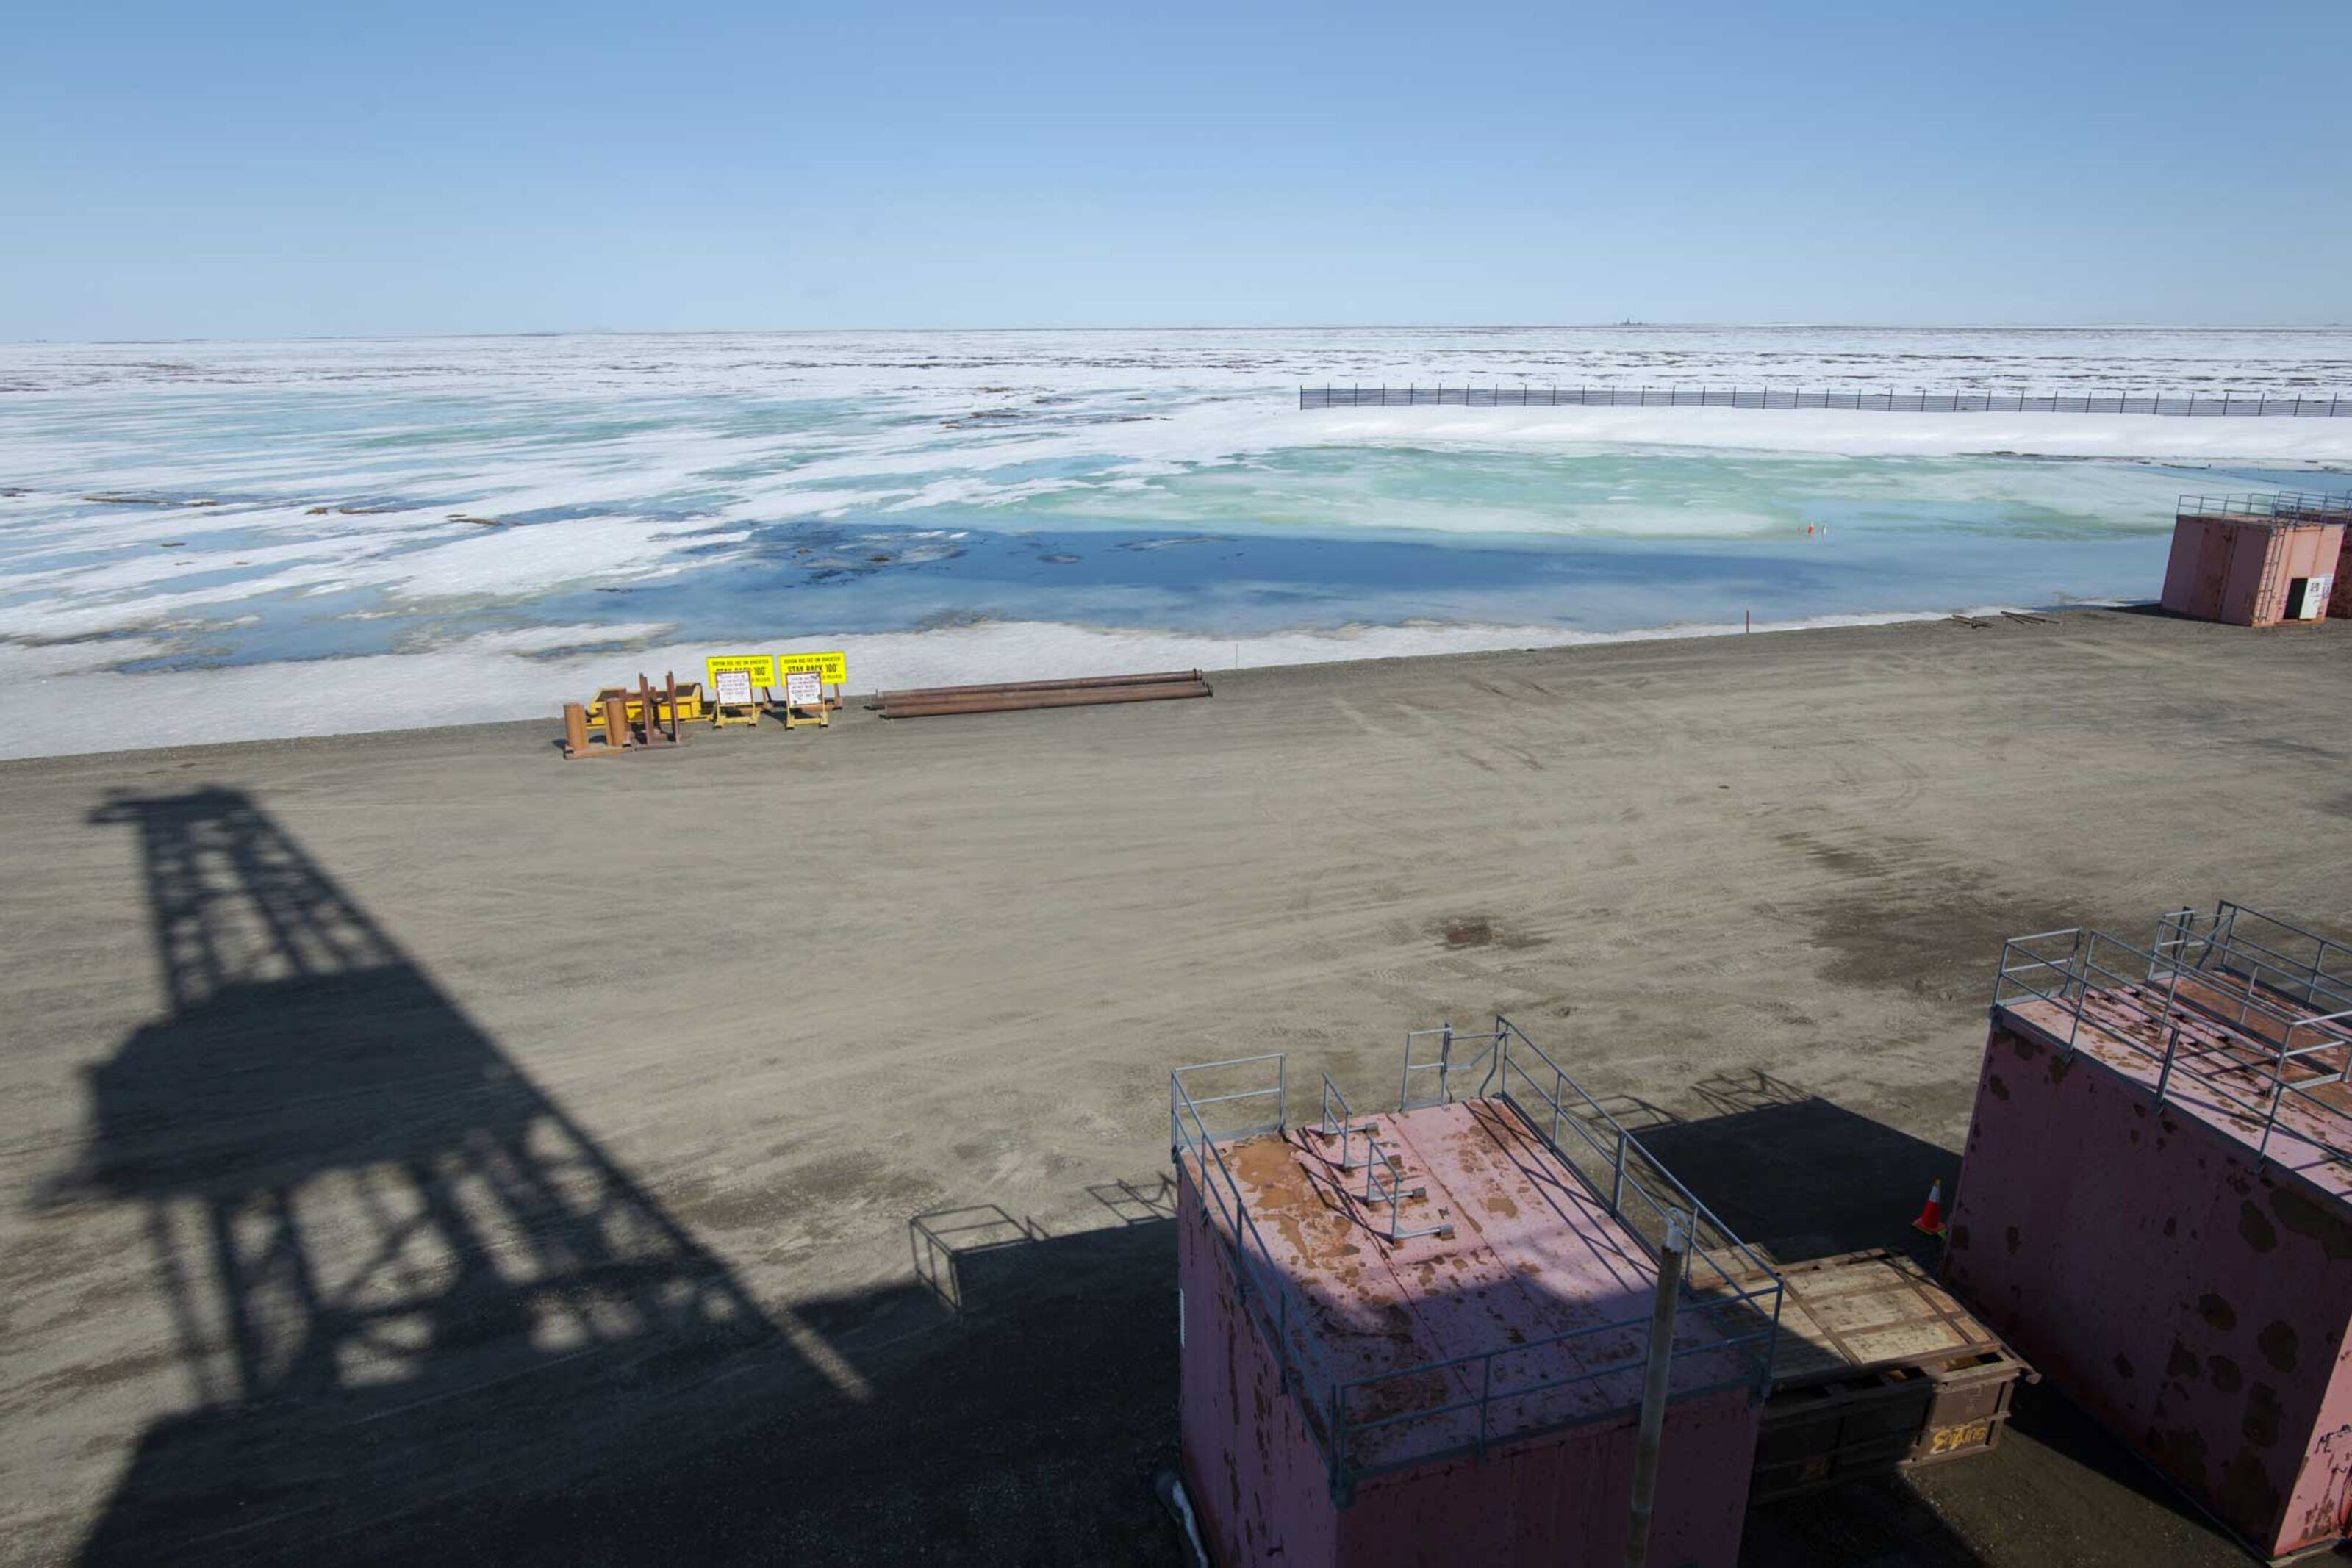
[1,326,2347,755]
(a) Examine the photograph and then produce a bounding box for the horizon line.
[7,320,2352,349]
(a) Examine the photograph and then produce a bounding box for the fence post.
[2151,949,2189,1109]
[2065,928,2089,1054]
[1624,1214,1688,1568]
[1610,1126,1628,1215]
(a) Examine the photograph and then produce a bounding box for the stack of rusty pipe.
[873,669,1211,719]
[562,671,686,757]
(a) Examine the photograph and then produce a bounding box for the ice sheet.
[1,326,2345,756]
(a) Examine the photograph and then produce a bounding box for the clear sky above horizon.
[7,0,2348,341]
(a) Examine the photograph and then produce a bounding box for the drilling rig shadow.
[57,788,1180,1567]
[54,788,791,1562]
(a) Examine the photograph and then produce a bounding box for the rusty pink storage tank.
[1946,904,2352,1558]
[1170,1024,1782,1568]
[2161,492,2348,626]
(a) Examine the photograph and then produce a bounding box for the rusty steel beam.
[876,669,1204,705]
[880,680,1212,719]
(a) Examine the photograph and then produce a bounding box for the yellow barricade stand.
[775,650,848,728]
[705,654,777,728]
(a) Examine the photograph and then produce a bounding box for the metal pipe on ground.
[880,680,1212,719]
[875,669,1205,706]
[886,682,1207,711]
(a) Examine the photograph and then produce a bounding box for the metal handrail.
[1993,923,2352,1168]
[2203,902,2352,1005]
[1332,1290,1779,1476]
[1481,1015,1783,1298]
[1169,1025,1785,1501]
[1316,1073,1377,1172]
[2156,906,2352,1036]
[2176,491,2352,522]
[1363,1146,1452,1244]
[1169,1056,1337,1405]
[2214,903,2352,968]
[1399,1021,1502,1110]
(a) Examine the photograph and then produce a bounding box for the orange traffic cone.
[1911,1179,1948,1237]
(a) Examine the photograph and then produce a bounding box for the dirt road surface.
[2,608,2345,1565]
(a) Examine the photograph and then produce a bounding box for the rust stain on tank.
[2210,1356,2245,1393]
[2258,1321,2301,1374]
[2148,1425,2211,1489]
[2200,1292,2238,1331]
[2217,1447,2283,1537]
[2240,1201,2279,1254]
[2048,1053,2074,1087]
[1483,1194,1519,1219]
[2167,1341,2201,1380]
[2272,1185,2352,1262]
[1951,1223,1971,1252]
[2245,1383,2284,1449]
[2004,1225,2021,1256]
[1987,1074,2010,1101]
[2298,1427,2352,1547]
[2114,1353,2137,1380]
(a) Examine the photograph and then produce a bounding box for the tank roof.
[2177,490,2352,528]
[1171,1021,1780,1491]
[1990,902,2352,1202]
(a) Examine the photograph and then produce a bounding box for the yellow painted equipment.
[563,673,690,758]
[581,682,706,733]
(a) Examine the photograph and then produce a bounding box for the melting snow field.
[1,326,2348,758]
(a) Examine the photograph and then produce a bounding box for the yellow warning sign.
[776,649,847,686]
[704,653,777,691]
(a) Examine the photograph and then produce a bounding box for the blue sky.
[7,0,2348,338]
